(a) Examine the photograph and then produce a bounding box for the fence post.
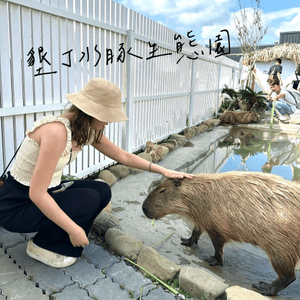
[125,30,134,153]
[233,67,237,89]
[188,54,196,127]
[215,61,222,117]
[238,66,242,89]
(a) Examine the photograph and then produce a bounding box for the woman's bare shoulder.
[29,121,68,146]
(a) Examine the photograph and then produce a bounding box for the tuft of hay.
[242,43,300,66]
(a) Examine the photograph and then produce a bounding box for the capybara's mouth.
[142,201,158,219]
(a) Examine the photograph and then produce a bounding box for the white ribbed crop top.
[10,115,94,189]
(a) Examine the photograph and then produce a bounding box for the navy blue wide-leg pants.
[0,172,111,257]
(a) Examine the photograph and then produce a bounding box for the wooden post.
[252,70,267,93]
[251,68,256,90]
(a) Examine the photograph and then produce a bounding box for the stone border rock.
[91,118,271,300]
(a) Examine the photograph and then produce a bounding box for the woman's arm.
[270,92,285,102]
[92,135,194,178]
[29,122,89,248]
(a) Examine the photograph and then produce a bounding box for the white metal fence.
[0,0,241,179]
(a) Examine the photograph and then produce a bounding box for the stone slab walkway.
[0,226,180,299]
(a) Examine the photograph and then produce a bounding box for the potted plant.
[220,85,240,112]
[238,86,267,113]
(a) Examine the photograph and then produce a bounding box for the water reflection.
[188,126,300,183]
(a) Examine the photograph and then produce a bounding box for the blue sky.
[114,0,300,47]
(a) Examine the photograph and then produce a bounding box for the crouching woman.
[0,78,193,268]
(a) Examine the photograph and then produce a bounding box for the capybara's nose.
[142,202,149,217]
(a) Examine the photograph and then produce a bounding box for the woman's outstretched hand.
[161,168,194,179]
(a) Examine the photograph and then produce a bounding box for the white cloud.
[264,8,300,43]
[199,6,300,47]
[119,0,233,23]
[200,14,238,46]
[119,0,177,15]
[265,7,300,21]
[276,11,300,31]
[117,0,299,47]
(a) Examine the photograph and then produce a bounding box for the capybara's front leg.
[181,227,201,247]
[253,275,296,296]
[205,233,225,266]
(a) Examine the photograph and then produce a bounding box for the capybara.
[220,110,259,124]
[142,171,300,296]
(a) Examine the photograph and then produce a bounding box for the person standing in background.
[267,58,283,86]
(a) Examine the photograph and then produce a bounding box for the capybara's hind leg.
[181,227,201,247]
[253,275,296,296]
[254,255,297,296]
[205,233,225,266]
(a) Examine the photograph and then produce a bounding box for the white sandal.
[26,239,77,268]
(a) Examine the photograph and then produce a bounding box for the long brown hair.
[67,105,103,146]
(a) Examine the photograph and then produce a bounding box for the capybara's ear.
[173,178,182,186]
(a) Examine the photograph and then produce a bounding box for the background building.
[226,31,300,92]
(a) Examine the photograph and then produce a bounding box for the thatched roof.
[242,43,300,66]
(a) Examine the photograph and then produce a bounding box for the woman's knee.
[275,104,285,114]
[69,180,111,203]
[92,181,112,208]
[79,182,111,211]
[85,188,110,211]
[54,183,111,216]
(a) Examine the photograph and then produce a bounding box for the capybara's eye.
[159,188,166,194]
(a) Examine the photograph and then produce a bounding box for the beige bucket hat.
[65,78,128,122]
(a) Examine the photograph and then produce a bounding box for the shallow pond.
[186,126,300,181]
[218,126,300,181]
[183,125,300,300]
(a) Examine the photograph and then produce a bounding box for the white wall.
[254,59,298,93]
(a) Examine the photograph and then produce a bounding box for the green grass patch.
[61,174,78,181]
[164,279,195,298]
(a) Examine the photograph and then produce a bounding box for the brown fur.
[142,172,300,295]
[220,111,259,124]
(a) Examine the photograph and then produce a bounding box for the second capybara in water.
[142,171,300,296]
